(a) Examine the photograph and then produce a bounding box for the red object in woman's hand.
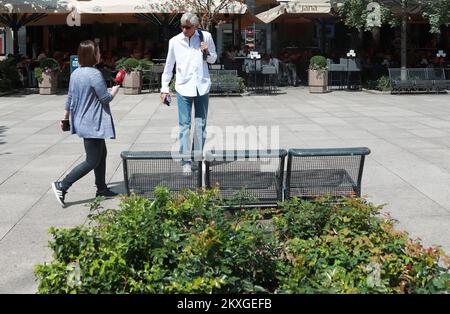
[114,70,126,86]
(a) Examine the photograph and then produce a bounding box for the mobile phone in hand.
[61,119,70,132]
[164,94,171,106]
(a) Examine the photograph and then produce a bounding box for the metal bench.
[209,69,241,94]
[142,64,164,93]
[328,62,347,89]
[205,150,287,206]
[120,151,202,199]
[388,68,413,93]
[262,66,278,94]
[427,68,450,91]
[285,147,370,200]
[388,68,450,94]
[327,58,361,90]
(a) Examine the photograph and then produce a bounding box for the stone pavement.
[1,88,450,293]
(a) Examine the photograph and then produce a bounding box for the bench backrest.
[285,147,370,200]
[151,64,165,73]
[388,68,402,81]
[407,68,428,80]
[347,59,361,72]
[389,68,447,81]
[120,151,202,199]
[329,64,346,72]
[426,68,446,80]
[205,150,287,206]
[219,69,238,76]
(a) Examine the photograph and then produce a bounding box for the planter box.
[308,70,328,93]
[39,72,58,95]
[123,71,142,95]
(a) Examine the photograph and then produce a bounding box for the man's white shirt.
[161,30,217,97]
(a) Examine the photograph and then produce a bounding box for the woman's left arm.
[91,70,113,106]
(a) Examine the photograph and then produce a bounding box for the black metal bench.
[120,151,202,199]
[205,150,287,206]
[388,68,450,94]
[327,58,362,90]
[285,147,370,200]
[209,69,241,94]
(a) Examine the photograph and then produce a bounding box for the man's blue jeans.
[176,91,209,165]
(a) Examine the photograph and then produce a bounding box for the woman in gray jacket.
[52,40,120,207]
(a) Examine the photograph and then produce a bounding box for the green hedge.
[0,57,21,92]
[35,188,450,294]
[115,58,153,72]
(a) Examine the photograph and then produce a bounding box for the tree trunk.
[13,27,19,56]
[372,26,380,50]
[358,29,364,51]
[320,19,327,54]
[401,1,407,81]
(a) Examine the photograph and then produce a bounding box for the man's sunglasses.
[181,25,193,30]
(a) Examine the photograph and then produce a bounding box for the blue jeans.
[176,91,209,165]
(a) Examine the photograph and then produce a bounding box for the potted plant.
[308,55,328,93]
[34,58,60,95]
[115,58,152,95]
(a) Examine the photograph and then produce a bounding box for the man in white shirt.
[160,13,217,174]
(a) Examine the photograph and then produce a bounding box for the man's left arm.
[205,33,217,64]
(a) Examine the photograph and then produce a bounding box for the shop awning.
[256,0,332,24]
[70,0,248,15]
[0,0,249,14]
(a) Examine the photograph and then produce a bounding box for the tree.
[165,0,245,31]
[331,0,450,79]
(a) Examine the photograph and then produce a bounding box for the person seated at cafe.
[131,48,142,60]
[244,56,261,73]
[103,52,117,70]
[95,53,109,71]
[143,51,152,61]
[37,50,47,62]
[280,51,298,86]
[224,45,237,70]
[418,52,429,67]
[269,54,282,80]
[225,45,236,60]
[237,45,251,57]
[261,53,277,71]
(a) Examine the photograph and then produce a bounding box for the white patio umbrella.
[0,0,71,13]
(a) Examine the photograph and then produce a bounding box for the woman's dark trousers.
[60,138,107,192]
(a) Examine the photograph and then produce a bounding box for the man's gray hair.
[180,12,199,26]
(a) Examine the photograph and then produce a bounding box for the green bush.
[0,58,21,92]
[237,77,246,93]
[377,75,391,91]
[365,75,391,92]
[274,197,449,293]
[139,59,153,71]
[309,56,327,71]
[0,78,12,92]
[34,68,43,83]
[34,58,60,83]
[39,58,60,71]
[35,189,450,294]
[115,58,141,72]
